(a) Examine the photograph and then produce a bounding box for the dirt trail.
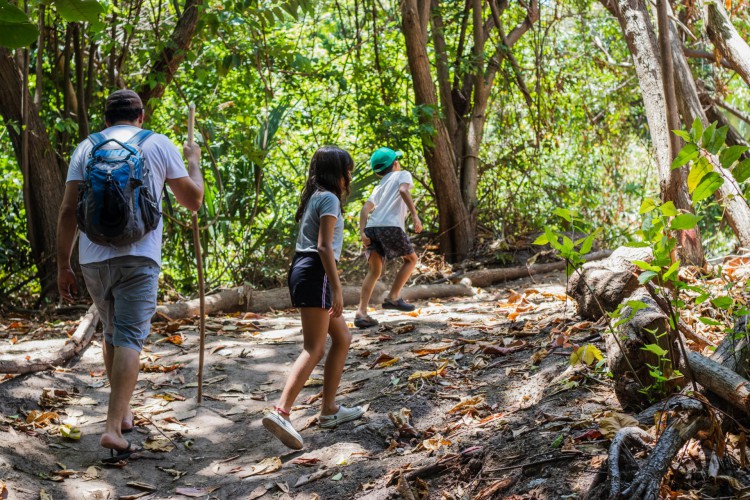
[0,271,616,499]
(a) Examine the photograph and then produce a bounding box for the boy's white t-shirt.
[365,170,414,230]
[66,125,188,266]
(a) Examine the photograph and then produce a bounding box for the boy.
[354,147,423,328]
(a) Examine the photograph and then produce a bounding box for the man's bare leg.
[99,346,140,450]
[102,342,134,432]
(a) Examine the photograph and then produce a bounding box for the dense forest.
[1,0,750,498]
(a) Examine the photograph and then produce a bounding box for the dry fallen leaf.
[599,412,641,439]
[239,456,282,478]
[421,433,452,451]
[295,468,331,487]
[175,486,219,497]
[291,457,322,466]
[447,396,485,415]
[408,362,448,381]
[0,481,7,500]
[143,437,174,452]
[412,347,449,356]
[369,353,399,369]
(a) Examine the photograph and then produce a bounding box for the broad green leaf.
[580,232,596,255]
[706,126,728,155]
[670,213,701,230]
[532,233,548,245]
[553,207,572,222]
[638,270,657,284]
[0,0,38,48]
[642,343,667,357]
[639,198,657,214]
[691,172,723,204]
[632,260,660,272]
[701,121,717,149]
[671,143,699,170]
[690,117,703,143]
[53,0,104,23]
[698,317,722,326]
[672,129,692,142]
[711,296,733,309]
[687,157,712,193]
[719,145,748,169]
[733,158,750,184]
[662,260,680,281]
[660,201,678,216]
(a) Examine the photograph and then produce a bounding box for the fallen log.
[0,305,99,375]
[155,282,474,320]
[604,288,679,410]
[567,246,653,320]
[459,250,612,288]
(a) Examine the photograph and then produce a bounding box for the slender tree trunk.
[0,49,66,297]
[73,23,89,139]
[603,0,704,264]
[33,5,44,108]
[401,0,473,261]
[704,0,750,88]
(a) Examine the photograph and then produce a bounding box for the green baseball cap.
[370,147,403,173]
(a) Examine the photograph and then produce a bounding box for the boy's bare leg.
[356,253,383,318]
[388,252,417,300]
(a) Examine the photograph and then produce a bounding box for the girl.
[262,146,364,449]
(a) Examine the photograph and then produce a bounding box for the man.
[56,89,203,461]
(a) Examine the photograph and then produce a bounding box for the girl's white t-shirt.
[365,170,414,230]
[66,125,188,266]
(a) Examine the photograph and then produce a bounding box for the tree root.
[608,427,654,500]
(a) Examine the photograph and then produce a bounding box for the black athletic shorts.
[365,226,415,261]
[288,252,332,309]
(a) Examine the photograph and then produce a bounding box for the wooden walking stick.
[188,104,207,404]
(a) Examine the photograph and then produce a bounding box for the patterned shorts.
[365,226,415,261]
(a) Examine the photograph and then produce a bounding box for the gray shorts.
[81,256,160,352]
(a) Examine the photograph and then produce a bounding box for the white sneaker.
[262,411,303,450]
[319,405,365,429]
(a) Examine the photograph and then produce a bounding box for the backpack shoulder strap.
[88,132,107,148]
[127,129,154,147]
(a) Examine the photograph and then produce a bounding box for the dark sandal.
[121,412,136,433]
[102,441,141,464]
[354,315,379,329]
[382,297,416,312]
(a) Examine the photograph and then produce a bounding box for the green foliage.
[0,0,37,48]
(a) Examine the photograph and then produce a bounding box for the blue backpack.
[76,129,161,246]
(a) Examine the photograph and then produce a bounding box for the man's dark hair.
[105,89,144,124]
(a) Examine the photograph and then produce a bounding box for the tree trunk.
[704,0,750,88]
[0,49,66,298]
[401,0,473,261]
[668,21,750,249]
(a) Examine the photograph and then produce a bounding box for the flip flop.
[354,315,379,329]
[102,441,141,464]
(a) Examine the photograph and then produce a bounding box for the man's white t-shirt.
[66,125,188,266]
[365,170,414,230]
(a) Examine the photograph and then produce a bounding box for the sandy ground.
[0,271,618,500]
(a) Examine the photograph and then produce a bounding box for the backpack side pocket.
[138,185,161,231]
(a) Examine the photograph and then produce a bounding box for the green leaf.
[639,198,657,214]
[662,260,680,281]
[553,207,572,222]
[733,158,750,184]
[642,343,667,357]
[632,260,660,272]
[719,145,748,169]
[0,0,38,48]
[706,126,729,155]
[532,233,549,245]
[670,213,701,230]
[698,317,723,326]
[671,143,699,170]
[687,157,712,193]
[580,232,596,255]
[53,0,104,23]
[638,270,658,284]
[691,117,703,143]
[711,296,733,309]
[660,201,678,216]
[691,172,723,204]
[701,121,717,149]
[672,129,692,142]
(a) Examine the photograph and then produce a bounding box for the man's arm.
[398,183,423,233]
[166,143,204,212]
[359,200,375,246]
[57,182,80,302]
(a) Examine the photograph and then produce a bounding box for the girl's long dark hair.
[295,146,354,222]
